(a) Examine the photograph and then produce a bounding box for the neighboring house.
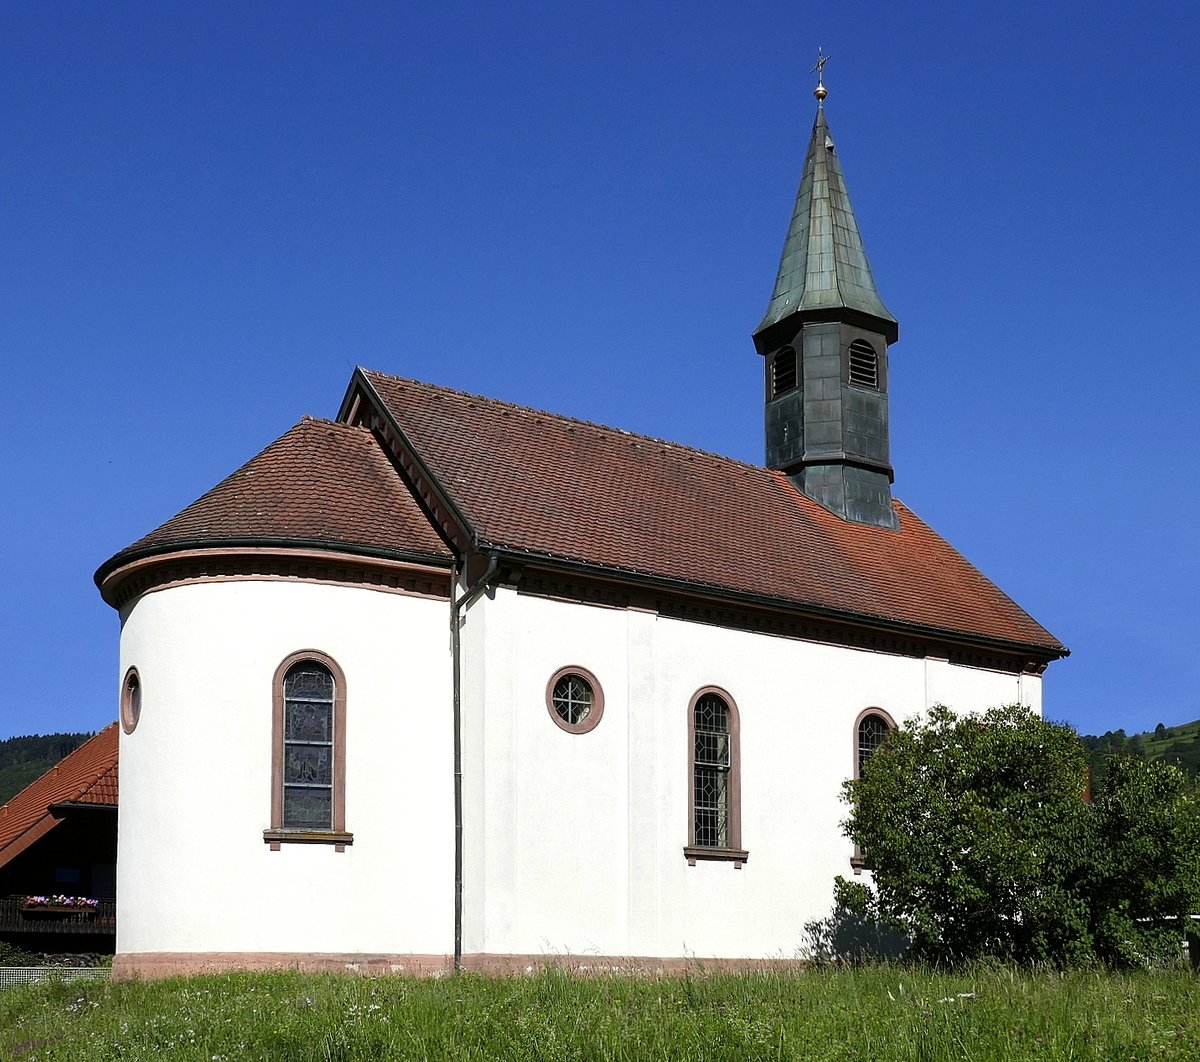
[0,724,118,951]
[94,88,1066,979]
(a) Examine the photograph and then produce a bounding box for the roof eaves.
[48,801,117,813]
[97,537,453,604]
[0,813,60,872]
[95,535,454,597]
[485,544,1068,662]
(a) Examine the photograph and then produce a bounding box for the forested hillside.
[0,732,95,804]
[1080,719,1200,786]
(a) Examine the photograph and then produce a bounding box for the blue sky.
[2,1,1197,740]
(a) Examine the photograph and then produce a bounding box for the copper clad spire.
[755,60,897,341]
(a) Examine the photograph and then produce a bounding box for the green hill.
[1079,718,1200,787]
[0,732,95,804]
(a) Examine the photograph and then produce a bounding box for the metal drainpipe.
[450,552,499,973]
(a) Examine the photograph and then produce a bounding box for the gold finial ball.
[813,83,827,101]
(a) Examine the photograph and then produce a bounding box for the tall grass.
[2,964,1198,1060]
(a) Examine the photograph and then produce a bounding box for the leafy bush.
[0,939,39,966]
[840,704,1200,969]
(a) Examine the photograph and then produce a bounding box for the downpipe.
[450,552,499,972]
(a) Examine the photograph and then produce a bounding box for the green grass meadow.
[2,965,1199,1061]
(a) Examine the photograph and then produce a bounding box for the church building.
[95,79,1066,979]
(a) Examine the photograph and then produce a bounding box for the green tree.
[0,731,94,803]
[839,704,1200,968]
[1086,756,1200,966]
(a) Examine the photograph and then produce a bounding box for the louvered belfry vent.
[848,340,878,389]
[771,347,797,396]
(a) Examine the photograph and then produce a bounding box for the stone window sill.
[683,846,748,869]
[264,829,354,852]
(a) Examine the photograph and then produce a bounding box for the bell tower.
[753,56,900,530]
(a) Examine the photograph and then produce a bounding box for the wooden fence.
[0,897,116,936]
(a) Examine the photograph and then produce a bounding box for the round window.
[545,666,604,734]
[121,667,141,734]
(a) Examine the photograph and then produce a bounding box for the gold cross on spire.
[811,47,829,103]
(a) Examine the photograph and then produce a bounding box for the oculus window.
[120,667,141,735]
[545,666,604,734]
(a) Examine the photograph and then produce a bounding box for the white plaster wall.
[116,579,453,957]
[461,588,1044,961]
[458,588,633,956]
[924,656,1040,716]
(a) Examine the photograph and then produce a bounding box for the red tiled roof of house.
[363,371,1065,655]
[114,417,452,565]
[75,761,119,806]
[0,724,119,867]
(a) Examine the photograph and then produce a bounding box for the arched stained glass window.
[857,713,891,777]
[693,693,731,848]
[685,687,746,865]
[266,651,352,850]
[851,708,895,872]
[283,663,335,829]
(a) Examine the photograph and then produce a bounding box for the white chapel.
[95,84,1065,979]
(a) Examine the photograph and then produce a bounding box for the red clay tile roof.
[110,417,452,566]
[362,371,1065,655]
[0,724,119,867]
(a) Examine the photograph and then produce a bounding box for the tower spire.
[754,66,901,530]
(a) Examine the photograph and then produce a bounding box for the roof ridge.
[297,414,366,431]
[362,369,772,476]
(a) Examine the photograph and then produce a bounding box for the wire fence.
[0,966,111,990]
